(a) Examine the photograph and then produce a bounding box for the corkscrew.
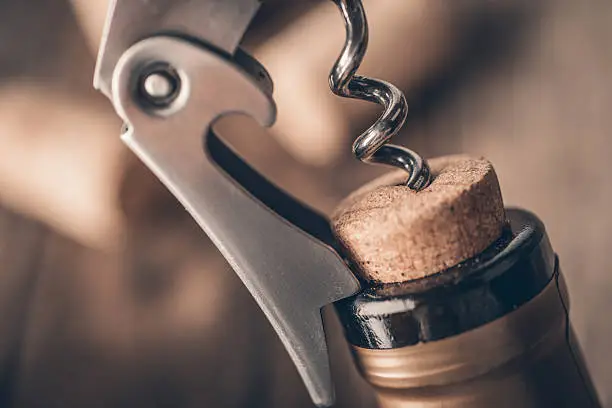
[93,0,423,406]
[330,0,432,191]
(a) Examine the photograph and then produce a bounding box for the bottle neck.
[335,209,555,349]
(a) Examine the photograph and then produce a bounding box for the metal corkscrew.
[329,0,432,191]
[94,0,438,406]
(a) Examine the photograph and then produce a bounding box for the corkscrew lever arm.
[95,1,360,407]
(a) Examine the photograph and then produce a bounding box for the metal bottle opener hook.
[95,1,360,406]
[94,0,434,405]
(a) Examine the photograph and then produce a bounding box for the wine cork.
[332,155,506,283]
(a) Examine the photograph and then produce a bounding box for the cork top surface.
[332,155,506,283]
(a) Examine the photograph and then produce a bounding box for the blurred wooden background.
[1,0,611,407]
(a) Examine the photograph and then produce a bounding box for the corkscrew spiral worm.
[329,0,432,191]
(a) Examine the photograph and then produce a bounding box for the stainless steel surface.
[329,0,431,191]
[137,63,183,109]
[143,73,175,100]
[94,0,261,98]
[109,36,360,407]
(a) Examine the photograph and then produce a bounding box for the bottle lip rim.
[335,208,556,349]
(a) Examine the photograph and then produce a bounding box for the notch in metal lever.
[95,2,360,406]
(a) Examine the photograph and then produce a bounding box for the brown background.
[0,0,611,407]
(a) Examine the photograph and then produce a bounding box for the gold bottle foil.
[353,274,600,408]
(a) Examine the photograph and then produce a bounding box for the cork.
[331,155,506,283]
